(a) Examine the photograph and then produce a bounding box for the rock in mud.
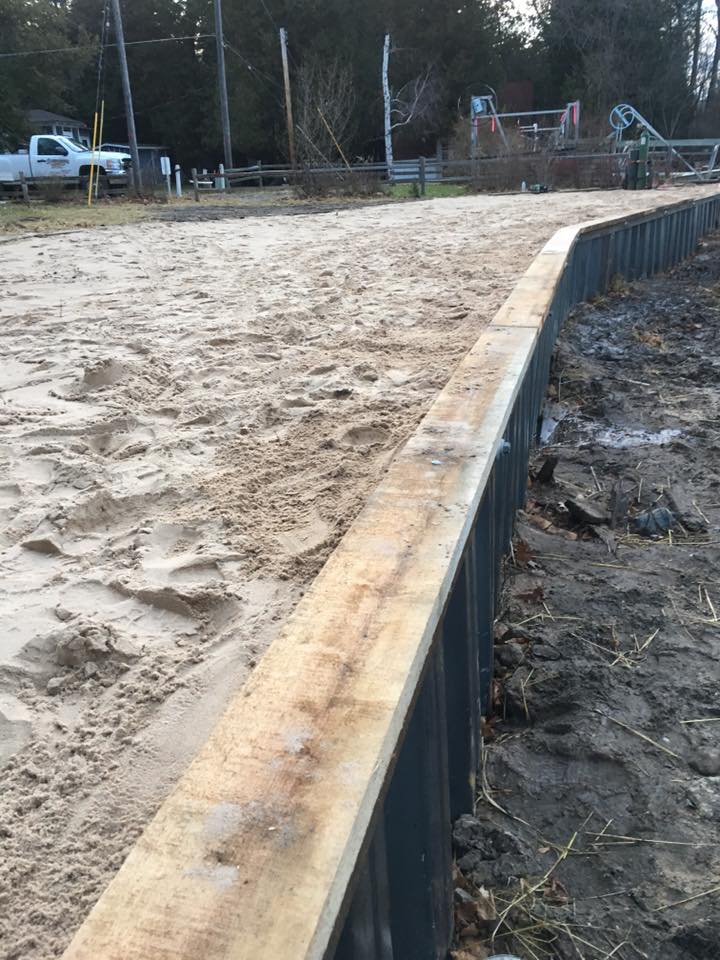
[565,496,608,526]
[666,484,708,532]
[672,919,720,958]
[609,480,631,528]
[534,455,558,484]
[495,641,525,670]
[504,667,534,719]
[689,748,720,777]
[453,814,541,887]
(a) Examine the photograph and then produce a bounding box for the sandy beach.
[0,186,715,958]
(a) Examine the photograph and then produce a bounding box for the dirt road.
[0,187,716,958]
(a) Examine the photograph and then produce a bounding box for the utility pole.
[109,0,142,194]
[279,27,296,167]
[213,0,233,169]
[382,33,393,176]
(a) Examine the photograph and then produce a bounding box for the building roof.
[27,109,90,129]
[101,142,169,151]
[102,140,167,150]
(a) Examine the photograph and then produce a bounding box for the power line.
[255,0,299,70]
[223,40,283,91]
[223,40,287,114]
[94,0,110,112]
[257,0,280,33]
[0,34,215,59]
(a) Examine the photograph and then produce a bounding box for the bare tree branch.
[389,64,443,131]
[295,57,356,164]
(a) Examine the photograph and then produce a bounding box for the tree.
[532,0,702,136]
[707,0,720,108]
[0,0,94,150]
[294,57,356,163]
[0,0,548,168]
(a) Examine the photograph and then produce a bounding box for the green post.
[638,131,650,189]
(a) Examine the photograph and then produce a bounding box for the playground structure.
[466,93,720,187]
[609,102,720,184]
[470,92,581,152]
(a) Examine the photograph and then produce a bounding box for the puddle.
[593,426,682,448]
[539,402,571,444]
[541,402,682,449]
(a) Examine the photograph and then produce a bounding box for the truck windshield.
[58,138,88,153]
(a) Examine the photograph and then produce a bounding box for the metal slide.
[609,103,709,178]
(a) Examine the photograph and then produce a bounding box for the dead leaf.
[530,515,554,531]
[544,876,571,904]
[518,585,545,603]
[514,539,533,565]
[634,328,665,349]
[474,886,496,921]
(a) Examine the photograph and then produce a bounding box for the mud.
[453,237,720,959]
[155,192,391,223]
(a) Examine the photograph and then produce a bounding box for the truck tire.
[80,169,109,197]
[96,172,110,197]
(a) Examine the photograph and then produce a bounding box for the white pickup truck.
[0,134,131,190]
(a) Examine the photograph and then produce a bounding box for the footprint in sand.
[281,395,315,410]
[81,358,129,390]
[352,362,379,382]
[308,363,337,376]
[275,510,330,557]
[338,424,389,448]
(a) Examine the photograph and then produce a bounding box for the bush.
[291,166,384,199]
[466,149,621,193]
[34,177,71,204]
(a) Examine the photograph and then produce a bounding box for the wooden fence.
[189,152,624,198]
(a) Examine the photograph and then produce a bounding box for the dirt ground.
[453,236,720,959]
[0,186,717,959]
[0,188,374,236]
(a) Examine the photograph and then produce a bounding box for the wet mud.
[453,236,720,959]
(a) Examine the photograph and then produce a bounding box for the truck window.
[58,138,86,152]
[37,138,68,157]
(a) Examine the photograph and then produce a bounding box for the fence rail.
[60,192,720,960]
[200,153,625,195]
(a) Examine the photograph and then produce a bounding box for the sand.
[0,186,716,958]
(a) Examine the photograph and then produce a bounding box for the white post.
[382,33,393,180]
[218,162,226,191]
[160,155,172,199]
[174,164,182,197]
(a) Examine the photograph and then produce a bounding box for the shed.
[101,143,169,184]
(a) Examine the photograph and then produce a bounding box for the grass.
[387,182,469,199]
[0,180,469,237]
[0,196,154,235]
